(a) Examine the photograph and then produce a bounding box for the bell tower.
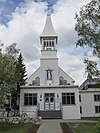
[40,5,58,51]
[40,6,59,86]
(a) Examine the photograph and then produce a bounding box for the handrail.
[37,103,40,112]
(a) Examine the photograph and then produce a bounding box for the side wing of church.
[20,11,80,119]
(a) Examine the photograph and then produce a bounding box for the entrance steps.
[38,110,62,119]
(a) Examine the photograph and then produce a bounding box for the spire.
[40,5,57,37]
[47,4,51,16]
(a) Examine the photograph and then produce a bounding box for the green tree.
[75,0,100,78]
[11,53,27,111]
[16,53,27,86]
[0,53,16,104]
[0,43,27,108]
[6,43,20,57]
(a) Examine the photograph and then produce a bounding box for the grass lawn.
[70,123,96,133]
[0,123,32,133]
[81,117,100,121]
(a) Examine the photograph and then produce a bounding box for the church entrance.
[44,93,55,110]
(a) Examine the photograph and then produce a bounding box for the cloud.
[0,1,46,58]
[58,48,86,84]
[0,0,92,85]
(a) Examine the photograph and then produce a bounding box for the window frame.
[24,93,37,106]
[95,106,100,113]
[62,93,75,105]
[94,94,100,102]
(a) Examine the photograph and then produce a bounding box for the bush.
[94,120,100,133]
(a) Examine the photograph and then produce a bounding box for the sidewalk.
[37,120,63,133]
[37,119,97,133]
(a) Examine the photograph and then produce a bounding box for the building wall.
[58,67,75,85]
[26,67,41,86]
[20,86,80,119]
[80,91,100,117]
[40,58,59,86]
[25,65,75,87]
[41,50,57,59]
[20,89,38,117]
[62,88,80,119]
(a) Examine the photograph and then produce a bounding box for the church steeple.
[40,6,58,50]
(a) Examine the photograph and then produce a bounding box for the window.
[47,41,48,47]
[80,106,82,114]
[63,80,67,85]
[94,94,100,101]
[59,77,68,85]
[32,77,40,86]
[59,77,63,85]
[52,40,54,47]
[79,95,81,102]
[36,77,40,86]
[49,41,51,47]
[32,80,35,85]
[95,106,100,113]
[44,41,46,47]
[62,93,75,105]
[24,93,37,106]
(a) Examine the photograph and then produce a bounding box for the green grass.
[0,123,32,133]
[81,117,100,121]
[70,123,96,133]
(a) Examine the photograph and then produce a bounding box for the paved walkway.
[37,119,97,133]
[37,120,63,133]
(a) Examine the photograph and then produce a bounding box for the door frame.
[44,93,55,110]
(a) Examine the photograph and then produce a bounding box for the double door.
[44,93,55,110]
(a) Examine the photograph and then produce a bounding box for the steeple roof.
[40,14,57,37]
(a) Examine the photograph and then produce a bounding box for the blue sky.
[0,0,57,25]
[0,0,95,85]
[0,0,22,24]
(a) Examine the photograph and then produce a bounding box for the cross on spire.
[47,4,51,15]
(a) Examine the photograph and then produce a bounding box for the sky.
[0,0,97,85]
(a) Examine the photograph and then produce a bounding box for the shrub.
[94,120,100,133]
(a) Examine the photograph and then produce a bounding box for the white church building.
[20,11,81,119]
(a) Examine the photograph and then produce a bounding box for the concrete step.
[38,110,62,119]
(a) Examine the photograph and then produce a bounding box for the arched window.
[59,76,63,85]
[63,80,67,85]
[32,80,35,86]
[36,77,40,86]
